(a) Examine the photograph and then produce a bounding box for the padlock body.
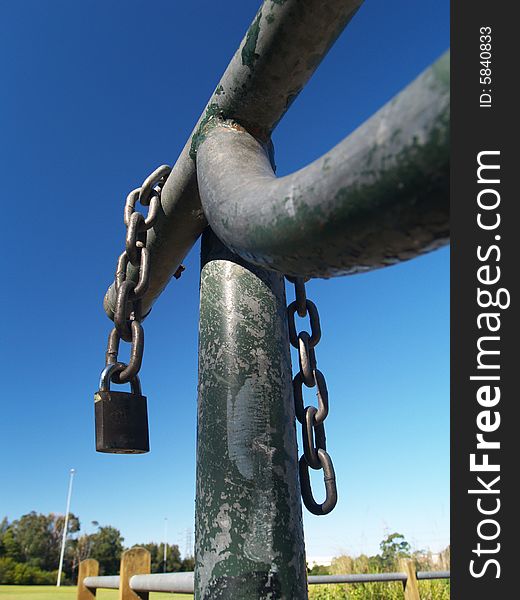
[94,390,149,453]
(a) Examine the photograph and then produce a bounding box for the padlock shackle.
[99,363,142,396]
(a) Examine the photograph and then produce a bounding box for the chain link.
[100,165,172,386]
[286,276,338,516]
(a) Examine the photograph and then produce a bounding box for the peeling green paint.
[241,11,262,69]
[190,103,224,160]
[195,231,307,599]
[105,0,374,317]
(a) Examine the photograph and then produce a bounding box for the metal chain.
[101,165,172,387]
[286,276,338,516]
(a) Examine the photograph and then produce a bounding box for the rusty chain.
[101,165,172,387]
[286,276,338,516]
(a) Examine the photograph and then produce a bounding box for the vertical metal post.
[195,230,307,599]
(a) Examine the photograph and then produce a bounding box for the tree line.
[0,512,194,585]
[307,533,451,600]
[308,532,450,576]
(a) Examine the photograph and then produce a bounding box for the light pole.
[163,517,168,572]
[57,468,75,587]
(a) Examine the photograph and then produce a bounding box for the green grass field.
[0,587,192,599]
[0,582,450,599]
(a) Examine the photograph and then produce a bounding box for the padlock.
[94,362,149,454]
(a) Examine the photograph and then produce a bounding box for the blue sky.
[0,0,449,559]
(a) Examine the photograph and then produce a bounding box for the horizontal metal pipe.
[309,573,407,584]
[308,571,450,585]
[83,575,120,589]
[197,52,450,278]
[104,0,364,318]
[417,570,451,580]
[130,572,195,593]
[83,570,449,592]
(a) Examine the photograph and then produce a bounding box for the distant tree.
[6,511,79,572]
[69,533,94,579]
[50,513,80,564]
[133,542,182,573]
[0,513,75,585]
[379,532,411,567]
[0,555,59,585]
[331,553,378,576]
[308,563,331,576]
[0,517,8,540]
[0,557,16,582]
[10,512,51,568]
[180,555,195,572]
[0,512,198,583]
[70,521,101,576]
[0,526,22,563]
[89,526,124,575]
[440,545,450,570]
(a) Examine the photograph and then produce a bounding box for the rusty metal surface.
[196,53,450,277]
[104,0,364,318]
[94,363,149,454]
[286,278,337,516]
[94,165,170,453]
[195,230,307,599]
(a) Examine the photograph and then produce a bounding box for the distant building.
[307,556,333,567]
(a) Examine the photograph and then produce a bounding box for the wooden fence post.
[77,559,99,600]
[400,559,421,600]
[119,547,151,600]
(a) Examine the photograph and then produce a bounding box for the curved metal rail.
[104,0,365,318]
[196,53,449,277]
